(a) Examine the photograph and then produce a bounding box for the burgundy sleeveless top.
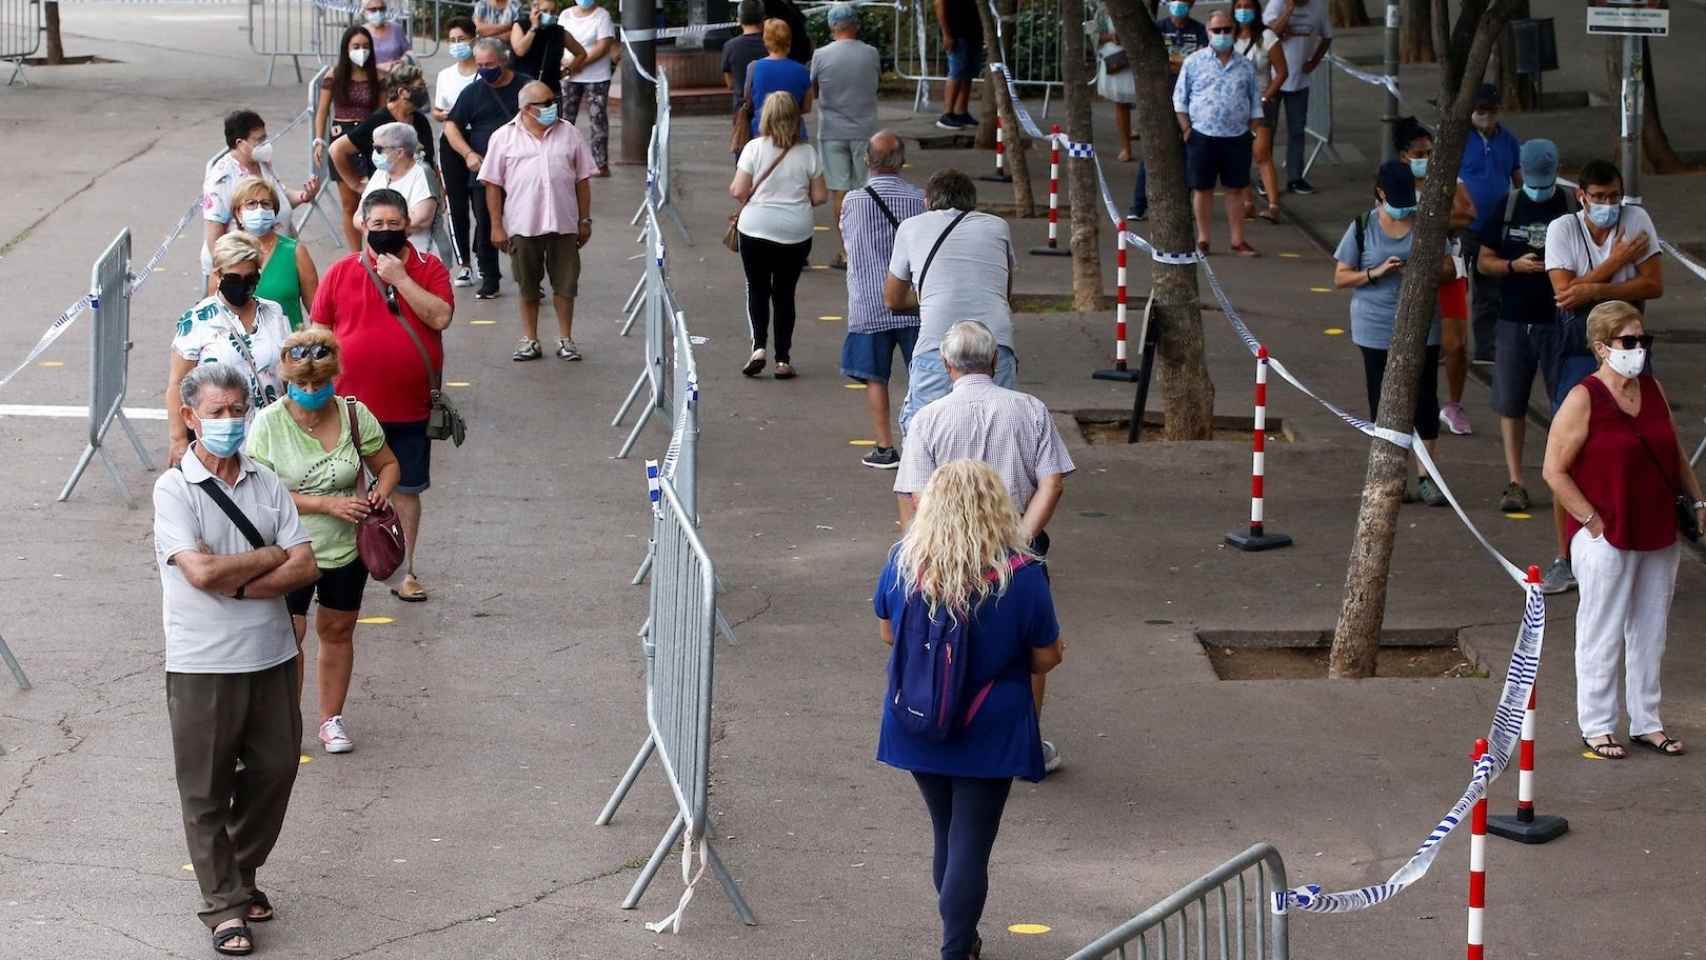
[1566,374,1681,552]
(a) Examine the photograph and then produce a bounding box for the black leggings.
[913,773,1013,960]
[1360,343,1442,442]
[738,232,811,363]
[438,135,472,268]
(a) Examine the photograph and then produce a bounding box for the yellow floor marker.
[38,361,64,368]
[809,264,831,270]
[181,864,195,872]
[1279,251,1301,259]
[1009,923,1052,935]
[1581,750,1608,761]
[819,315,843,321]
[1310,286,1332,293]
[470,319,497,326]
[814,225,830,231]
[848,439,877,447]
[1505,512,1532,520]
[357,616,395,625]
[1323,327,1345,336]
[844,383,868,390]
[446,381,472,388]
[298,754,312,765]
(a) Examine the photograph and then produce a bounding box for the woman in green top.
[246,328,399,755]
[225,176,320,330]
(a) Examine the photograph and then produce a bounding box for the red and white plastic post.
[979,115,1012,183]
[1029,124,1070,256]
[1225,346,1292,550]
[1488,576,1570,843]
[1114,229,1128,366]
[1468,737,1489,960]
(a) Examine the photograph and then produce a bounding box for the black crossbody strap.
[183,469,266,549]
[916,209,971,297]
[359,254,442,394]
[864,185,900,229]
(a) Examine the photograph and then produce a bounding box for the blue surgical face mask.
[1234,7,1255,22]
[288,383,335,411]
[1209,32,1234,51]
[1169,1,1190,17]
[239,207,277,235]
[534,103,559,125]
[198,416,247,457]
[363,10,385,26]
[449,41,473,60]
[1522,183,1555,203]
[577,0,596,8]
[1408,157,1428,179]
[1383,202,1416,220]
[371,149,391,172]
[1586,200,1620,229]
[537,11,556,25]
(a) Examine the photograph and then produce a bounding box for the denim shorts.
[842,327,919,384]
[898,346,1017,436]
[946,36,984,81]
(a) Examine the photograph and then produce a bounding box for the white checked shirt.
[894,374,1076,513]
[1173,47,1262,139]
[841,174,925,334]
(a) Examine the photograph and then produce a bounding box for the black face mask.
[405,86,429,110]
[219,271,259,308]
[367,228,409,257]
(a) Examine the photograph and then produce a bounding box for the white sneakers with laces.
[319,716,353,754]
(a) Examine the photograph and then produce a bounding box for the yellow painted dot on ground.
[1009,923,1052,935]
[357,616,396,625]
[1506,512,1532,520]
[446,380,472,388]
[809,264,831,270]
[298,755,312,765]
[844,383,868,390]
[469,319,498,326]
[38,361,64,368]
[181,864,195,872]
[819,315,843,321]
[1581,750,1608,761]
[1279,251,1302,259]
[1310,286,1333,293]
[1323,327,1345,336]
[814,225,830,231]
[848,439,877,447]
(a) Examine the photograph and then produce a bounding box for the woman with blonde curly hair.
[872,459,1063,960]
[245,328,400,755]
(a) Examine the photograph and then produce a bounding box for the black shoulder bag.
[359,255,467,446]
[184,470,266,550]
[865,187,921,317]
[913,209,971,301]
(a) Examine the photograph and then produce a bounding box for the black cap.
[1377,161,1417,207]
[1474,83,1499,107]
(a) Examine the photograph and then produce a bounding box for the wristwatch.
[579,217,593,225]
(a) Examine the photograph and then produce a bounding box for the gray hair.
[866,130,904,174]
[374,121,418,153]
[827,2,857,29]
[925,169,977,212]
[941,321,998,374]
[473,36,510,61]
[180,361,250,410]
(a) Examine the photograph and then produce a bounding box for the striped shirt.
[840,174,925,334]
[893,374,1076,512]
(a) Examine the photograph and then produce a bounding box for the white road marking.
[0,404,167,420]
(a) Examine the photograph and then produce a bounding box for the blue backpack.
[886,555,1030,742]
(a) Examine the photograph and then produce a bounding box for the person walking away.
[361,122,440,254]
[434,17,482,287]
[884,169,1016,433]
[1543,300,1695,760]
[811,3,881,269]
[1260,0,1329,196]
[481,80,598,362]
[1095,9,1137,161]
[1474,139,1574,516]
[311,188,454,604]
[874,459,1063,960]
[893,320,1075,772]
[246,329,401,753]
[1457,83,1522,366]
[362,0,412,71]
[1129,0,1208,220]
[330,61,438,232]
[444,38,532,300]
[315,27,382,251]
[932,0,982,129]
[746,19,812,140]
[1174,11,1263,256]
[731,91,827,379]
[1537,158,1665,594]
[721,1,769,116]
[168,232,293,467]
[1233,0,1285,222]
[841,131,925,468]
[1394,117,1477,436]
[153,362,319,956]
[511,0,585,94]
[474,0,523,37]
[204,110,317,276]
[561,0,617,176]
[230,177,318,333]
[1332,161,1456,505]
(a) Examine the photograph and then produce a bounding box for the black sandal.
[247,891,274,922]
[213,923,254,956]
[1631,734,1685,757]
[1582,735,1625,759]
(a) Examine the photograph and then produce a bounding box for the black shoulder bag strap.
[178,466,266,549]
[360,254,443,395]
[915,209,971,298]
[864,185,901,230]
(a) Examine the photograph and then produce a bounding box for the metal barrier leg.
[702,831,757,925]
[621,812,685,910]
[659,203,693,246]
[622,274,645,319]
[612,369,649,428]
[595,733,657,826]
[58,443,102,503]
[715,608,737,645]
[0,631,31,691]
[616,403,660,460]
[632,541,655,585]
[115,411,154,471]
[6,58,27,87]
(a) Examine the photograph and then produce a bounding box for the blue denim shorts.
[946,36,984,81]
[841,327,919,384]
[898,346,1017,436]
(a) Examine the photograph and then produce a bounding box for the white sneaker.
[1041,739,1062,775]
[319,716,353,754]
[452,266,474,288]
[556,338,582,361]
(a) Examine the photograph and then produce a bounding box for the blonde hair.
[759,91,801,151]
[897,460,1034,619]
[762,18,791,55]
[1586,300,1642,352]
[231,176,279,213]
[278,327,342,385]
[211,231,263,273]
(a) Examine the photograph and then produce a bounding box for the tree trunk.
[1331,0,1372,28]
[1400,0,1435,64]
[44,1,65,64]
[1328,0,1515,678]
[978,0,1035,217]
[1103,0,1214,440]
[977,77,997,149]
[1062,0,1102,310]
[1640,39,1689,174]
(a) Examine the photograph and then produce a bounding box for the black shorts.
[1491,321,1561,419]
[286,556,369,616]
[326,120,362,186]
[1185,131,1253,191]
[382,418,431,493]
[1361,344,1441,442]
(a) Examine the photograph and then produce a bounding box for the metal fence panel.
[2,0,40,85]
[59,230,153,504]
[250,0,442,83]
[1066,843,1289,960]
[649,478,715,828]
[894,0,1066,110]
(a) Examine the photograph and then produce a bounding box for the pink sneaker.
[1439,401,1472,436]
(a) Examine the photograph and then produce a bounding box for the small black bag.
[1101,49,1130,74]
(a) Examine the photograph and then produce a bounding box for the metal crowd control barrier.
[595,474,756,929]
[296,63,346,250]
[1299,66,1339,179]
[611,198,670,458]
[251,0,442,84]
[2,0,41,86]
[1065,844,1290,960]
[893,0,1059,114]
[59,230,154,505]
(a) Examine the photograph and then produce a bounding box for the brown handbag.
[724,141,794,253]
[729,70,755,154]
[345,397,407,580]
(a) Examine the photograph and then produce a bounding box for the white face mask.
[1605,345,1646,379]
[250,141,274,165]
[349,47,371,66]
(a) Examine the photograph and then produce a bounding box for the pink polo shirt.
[477,117,598,238]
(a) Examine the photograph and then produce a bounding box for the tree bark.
[1331,0,1372,28]
[1328,0,1515,678]
[978,0,1035,217]
[1062,0,1103,310]
[1400,0,1435,64]
[1104,0,1214,440]
[45,1,65,64]
[1640,39,1689,174]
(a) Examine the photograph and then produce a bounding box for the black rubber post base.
[1486,813,1569,844]
[1028,245,1072,257]
[1091,368,1141,383]
[977,172,1012,183]
[1225,530,1293,551]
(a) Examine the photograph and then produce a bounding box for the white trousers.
[1572,528,1680,739]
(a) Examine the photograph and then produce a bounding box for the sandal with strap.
[1582,735,1625,759]
[247,892,274,922]
[213,923,254,956]
[1631,734,1685,757]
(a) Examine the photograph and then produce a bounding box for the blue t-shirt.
[746,56,811,138]
[1333,210,1442,350]
[873,552,1059,782]
[1157,16,1210,91]
[1458,126,1521,236]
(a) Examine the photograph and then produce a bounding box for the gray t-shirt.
[1333,211,1441,350]
[810,38,881,142]
[889,209,1015,356]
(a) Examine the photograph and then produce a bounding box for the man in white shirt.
[1262,0,1331,195]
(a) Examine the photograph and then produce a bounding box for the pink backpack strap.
[963,554,1033,726]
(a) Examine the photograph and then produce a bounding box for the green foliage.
[806,5,899,66]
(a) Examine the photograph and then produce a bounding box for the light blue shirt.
[1173,47,1263,138]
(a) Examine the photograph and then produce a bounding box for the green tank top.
[257,233,304,331]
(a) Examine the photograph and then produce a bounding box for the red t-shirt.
[312,249,452,423]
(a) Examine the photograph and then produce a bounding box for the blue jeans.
[913,773,1014,960]
[898,347,1018,436]
[1280,87,1310,183]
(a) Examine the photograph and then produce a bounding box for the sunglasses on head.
[287,344,334,361]
[1604,334,1653,351]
